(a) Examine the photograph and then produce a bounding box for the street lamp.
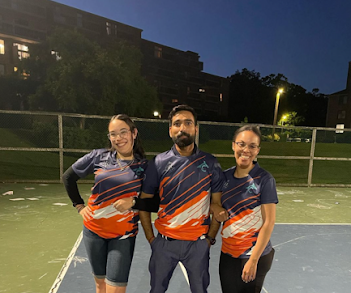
[272,88,284,138]
[153,111,161,118]
[280,114,287,134]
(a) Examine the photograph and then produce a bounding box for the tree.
[228,69,328,126]
[0,74,38,110]
[21,28,161,117]
[278,111,305,126]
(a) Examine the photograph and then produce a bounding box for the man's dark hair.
[168,104,198,126]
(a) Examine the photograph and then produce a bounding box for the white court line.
[273,235,307,248]
[276,223,351,225]
[262,286,269,293]
[49,232,83,293]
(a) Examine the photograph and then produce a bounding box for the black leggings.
[219,249,275,293]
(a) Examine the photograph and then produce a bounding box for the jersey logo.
[132,167,144,176]
[197,161,209,172]
[246,183,257,193]
[164,162,175,173]
[223,180,229,189]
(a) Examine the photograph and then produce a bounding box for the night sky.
[54,0,351,95]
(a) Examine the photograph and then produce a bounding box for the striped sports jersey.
[142,145,224,241]
[221,162,278,258]
[72,149,147,239]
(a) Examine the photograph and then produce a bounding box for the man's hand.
[210,203,228,222]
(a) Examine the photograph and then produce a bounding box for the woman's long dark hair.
[109,114,145,159]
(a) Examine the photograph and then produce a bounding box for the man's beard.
[172,131,195,148]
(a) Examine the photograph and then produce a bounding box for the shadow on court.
[54,224,351,293]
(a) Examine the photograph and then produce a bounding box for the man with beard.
[139,104,227,293]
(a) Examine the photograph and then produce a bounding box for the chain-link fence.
[1,110,351,187]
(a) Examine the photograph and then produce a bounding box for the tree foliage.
[21,28,161,117]
[228,69,328,126]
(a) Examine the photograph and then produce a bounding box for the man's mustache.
[177,131,190,138]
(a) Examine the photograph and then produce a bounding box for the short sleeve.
[142,157,160,195]
[210,158,225,193]
[260,177,279,204]
[72,150,98,178]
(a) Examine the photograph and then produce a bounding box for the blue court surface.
[52,224,351,293]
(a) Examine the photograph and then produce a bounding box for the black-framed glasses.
[107,129,130,139]
[234,141,260,150]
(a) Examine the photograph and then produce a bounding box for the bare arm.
[207,215,221,238]
[241,203,276,282]
[210,192,228,222]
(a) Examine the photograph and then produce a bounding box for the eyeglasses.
[107,129,130,139]
[234,141,260,150]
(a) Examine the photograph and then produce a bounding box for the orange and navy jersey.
[72,149,147,239]
[142,145,224,241]
[221,162,278,258]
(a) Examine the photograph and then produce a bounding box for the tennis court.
[1,183,351,293]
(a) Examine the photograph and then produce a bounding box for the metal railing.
[1,110,350,187]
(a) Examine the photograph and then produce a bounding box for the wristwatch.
[206,235,216,245]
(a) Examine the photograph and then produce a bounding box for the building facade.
[0,0,229,120]
[326,62,351,128]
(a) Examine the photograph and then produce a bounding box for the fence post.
[58,114,64,182]
[307,128,317,187]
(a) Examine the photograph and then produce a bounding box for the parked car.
[287,137,301,142]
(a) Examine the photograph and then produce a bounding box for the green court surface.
[1,183,350,293]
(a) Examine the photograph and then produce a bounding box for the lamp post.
[153,111,161,118]
[272,88,284,138]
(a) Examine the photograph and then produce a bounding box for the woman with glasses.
[219,125,278,293]
[63,114,157,293]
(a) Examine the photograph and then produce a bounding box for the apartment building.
[0,0,229,119]
[326,61,351,128]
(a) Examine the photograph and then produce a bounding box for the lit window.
[0,64,4,75]
[199,88,205,93]
[106,22,111,35]
[51,50,61,61]
[219,93,223,102]
[154,46,162,58]
[336,124,344,134]
[14,66,18,72]
[13,43,29,60]
[0,39,4,54]
[22,71,30,79]
[172,99,178,103]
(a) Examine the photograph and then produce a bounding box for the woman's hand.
[210,203,228,222]
[79,206,93,221]
[113,197,134,212]
[241,258,258,283]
